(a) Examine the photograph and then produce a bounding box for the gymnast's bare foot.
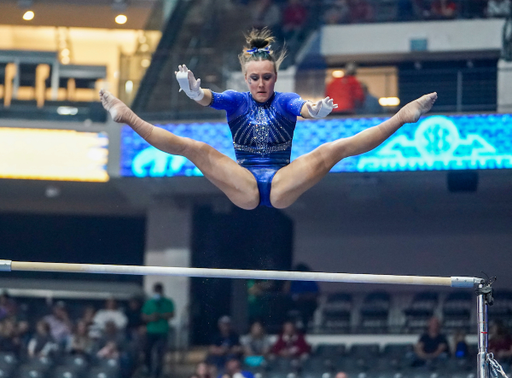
[398,92,438,124]
[99,89,131,123]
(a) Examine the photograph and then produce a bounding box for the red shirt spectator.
[282,0,308,30]
[325,67,365,114]
[349,0,374,23]
[270,321,311,358]
[431,0,457,18]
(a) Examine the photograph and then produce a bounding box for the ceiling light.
[57,106,78,115]
[61,56,70,65]
[22,10,34,21]
[332,70,344,78]
[141,59,150,68]
[125,80,133,94]
[61,49,70,57]
[115,14,127,25]
[379,97,401,107]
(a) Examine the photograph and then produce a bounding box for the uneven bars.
[0,260,482,288]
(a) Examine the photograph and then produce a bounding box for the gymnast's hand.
[175,64,205,101]
[306,96,338,118]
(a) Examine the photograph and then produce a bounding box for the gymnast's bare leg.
[99,90,260,210]
[269,92,438,209]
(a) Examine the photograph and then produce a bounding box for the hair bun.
[250,38,270,49]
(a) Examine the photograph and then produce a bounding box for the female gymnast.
[100,29,437,210]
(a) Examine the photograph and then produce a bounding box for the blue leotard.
[210,90,306,207]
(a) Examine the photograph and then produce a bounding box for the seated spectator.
[79,305,101,339]
[96,340,120,360]
[0,319,22,356]
[217,358,255,378]
[453,329,470,359]
[270,320,311,359]
[281,0,309,50]
[195,361,214,378]
[487,0,511,17]
[413,316,449,366]
[44,301,72,348]
[430,0,458,19]
[0,292,17,321]
[207,316,243,370]
[67,320,94,357]
[242,321,271,366]
[93,297,128,333]
[95,320,126,353]
[325,63,364,115]
[28,320,58,358]
[283,263,320,331]
[349,0,374,23]
[357,83,384,115]
[324,0,350,24]
[125,296,144,337]
[489,320,512,365]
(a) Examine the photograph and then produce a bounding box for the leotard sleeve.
[209,90,246,116]
[276,92,307,118]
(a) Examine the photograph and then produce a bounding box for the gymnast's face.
[245,60,277,103]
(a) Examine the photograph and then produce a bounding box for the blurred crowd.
[248,0,511,32]
[0,282,174,378]
[192,315,512,378]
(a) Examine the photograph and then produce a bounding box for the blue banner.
[120,114,512,177]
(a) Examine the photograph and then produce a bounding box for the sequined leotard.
[210,90,306,207]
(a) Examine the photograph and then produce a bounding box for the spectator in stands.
[487,0,511,17]
[358,83,384,115]
[218,358,255,378]
[207,315,243,370]
[452,329,470,359]
[335,372,348,378]
[93,297,128,334]
[44,301,72,348]
[126,296,144,338]
[270,320,311,359]
[489,320,512,365]
[349,0,374,23]
[430,0,458,19]
[142,282,175,378]
[325,63,365,115]
[323,0,351,24]
[413,316,449,366]
[95,321,125,359]
[195,361,214,378]
[281,0,309,50]
[0,292,16,321]
[67,319,94,357]
[248,279,276,324]
[0,319,22,356]
[252,0,282,39]
[283,263,320,331]
[79,305,101,339]
[242,321,271,366]
[27,320,58,358]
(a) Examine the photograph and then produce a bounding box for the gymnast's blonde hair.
[238,28,287,74]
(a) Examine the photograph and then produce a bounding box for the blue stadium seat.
[54,366,82,378]
[17,364,48,378]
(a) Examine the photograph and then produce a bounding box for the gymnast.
[100,28,437,210]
